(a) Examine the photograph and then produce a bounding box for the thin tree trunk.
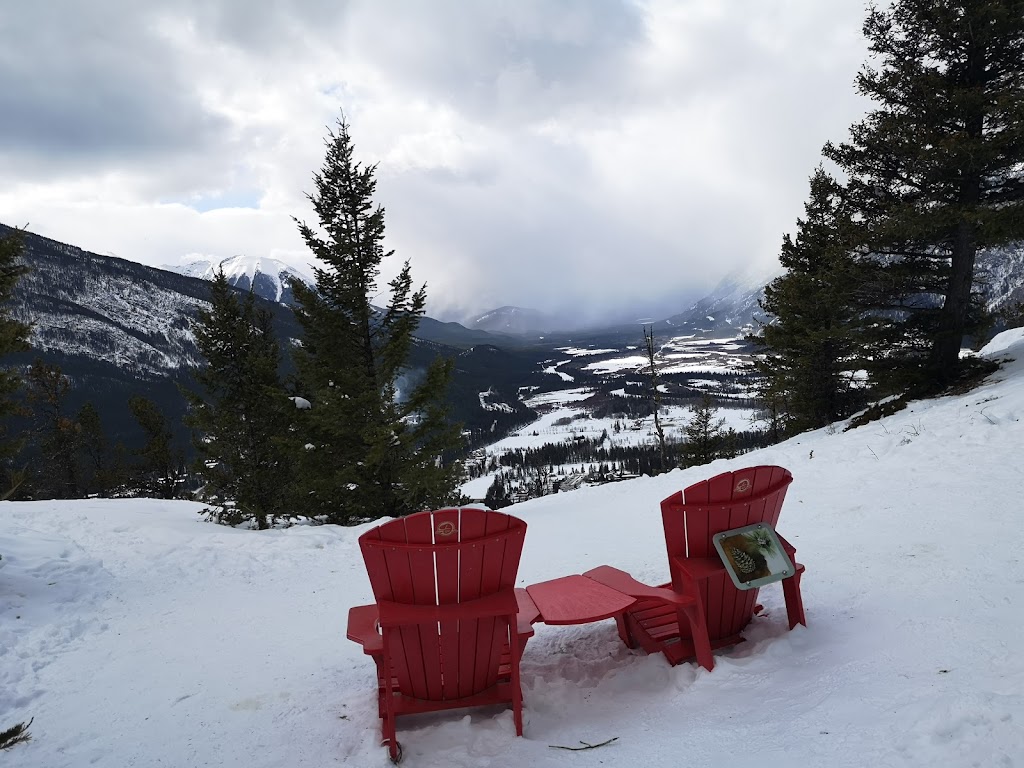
[928,33,986,386]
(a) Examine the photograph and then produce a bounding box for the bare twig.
[549,737,619,752]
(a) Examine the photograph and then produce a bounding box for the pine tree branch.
[0,718,33,750]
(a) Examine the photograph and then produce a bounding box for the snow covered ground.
[3,329,1024,767]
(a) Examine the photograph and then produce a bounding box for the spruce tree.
[749,169,865,435]
[680,394,729,468]
[25,359,80,499]
[128,396,182,499]
[291,118,464,524]
[0,229,31,494]
[185,270,293,528]
[76,402,111,496]
[824,0,1024,390]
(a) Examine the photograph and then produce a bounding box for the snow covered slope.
[3,328,1023,767]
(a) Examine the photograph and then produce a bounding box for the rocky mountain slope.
[2,225,539,449]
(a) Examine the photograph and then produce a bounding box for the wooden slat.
[380,524,417,701]
[479,513,520,692]
[403,512,440,701]
[433,508,462,701]
[456,509,488,699]
[660,490,687,561]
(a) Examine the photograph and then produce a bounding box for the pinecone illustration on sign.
[720,535,770,583]
[730,547,757,575]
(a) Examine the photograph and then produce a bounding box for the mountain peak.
[469,306,550,335]
[162,255,311,304]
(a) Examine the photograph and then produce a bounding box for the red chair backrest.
[661,465,793,562]
[358,507,527,702]
[660,466,793,640]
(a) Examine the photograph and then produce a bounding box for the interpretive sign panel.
[712,523,795,591]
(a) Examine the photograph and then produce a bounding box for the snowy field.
[461,385,757,500]
[542,335,753,380]
[3,328,1024,767]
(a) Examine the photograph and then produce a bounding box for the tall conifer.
[750,169,864,434]
[292,118,463,524]
[186,271,292,528]
[0,230,31,490]
[824,0,1024,390]
[25,359,80,498]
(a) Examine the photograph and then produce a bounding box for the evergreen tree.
[128,396,183,499]
[291,117,464,524]
[0,229,31,496]
[823,0,1024,391]
[681,394,728,468]
[25,359,80,499]
[185,270,293,529]
[749,169,865,435]
[76,402,111,496]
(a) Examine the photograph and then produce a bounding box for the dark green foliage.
[484,474,511,509]
[76,401,118,496]
[749,169,866,435]
[680,394,736,468]
[291,118,464,524]
[185,271,294,528]
[25,359,80,499]
[0,229,31,492]
[0,717,32,750]
[128,396,184,499]
[823,0,1024,392]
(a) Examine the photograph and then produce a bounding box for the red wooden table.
[524,574,637,625]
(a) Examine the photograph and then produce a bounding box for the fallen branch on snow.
[548,736,618,751]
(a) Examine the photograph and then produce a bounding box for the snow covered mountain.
[469,305,553,335]
[656,267,777,337]
[2,226,539,448]
[654,246,1024,339]
[979,243,1024,320]
[4,225,304,446]
[162,255,312,305]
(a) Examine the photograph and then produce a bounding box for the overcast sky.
[0,0,874,326]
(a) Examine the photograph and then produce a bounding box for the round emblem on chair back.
[435,521,457,537]
[735,478,751,493]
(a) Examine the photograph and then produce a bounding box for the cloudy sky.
[0,0,874,326]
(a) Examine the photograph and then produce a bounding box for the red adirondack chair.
[346,508,534,762]
[588,465,805,667]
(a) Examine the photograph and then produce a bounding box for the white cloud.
[1,0,873,325]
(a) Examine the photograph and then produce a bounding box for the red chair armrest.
[777,533,797,557]
[583,565,696,606]
[346,604,383,654]
[515,588,540,637]
[670,555,726,581]
[378,589,521,628]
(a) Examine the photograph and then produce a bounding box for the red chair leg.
[679,602,714,672]
[614,613,636,648]
[782,569,806,629]
[510,633,525,736]
[379,652,400,762]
